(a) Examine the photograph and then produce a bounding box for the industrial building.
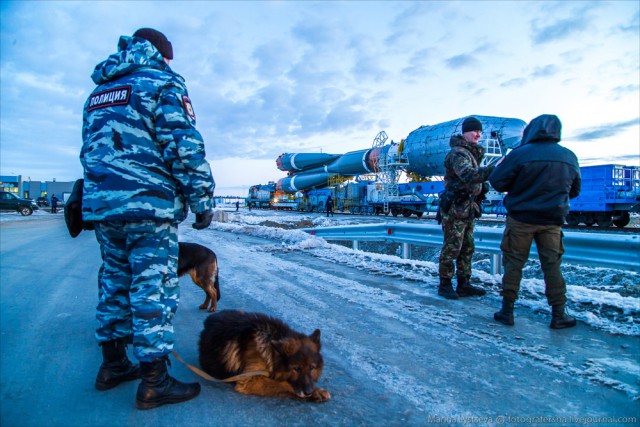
[0,175,76,204]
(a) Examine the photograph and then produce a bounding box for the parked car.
[0,191,39,216]
[36,196,50,207]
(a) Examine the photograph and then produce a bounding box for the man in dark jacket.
[50,194,58,214]
[326,195,334,217]
[81,28,215,409]
[489,114,581,329]
[438,117,494,299]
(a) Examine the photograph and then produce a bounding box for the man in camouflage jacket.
[81,28,214,409]
[437,117,494,299]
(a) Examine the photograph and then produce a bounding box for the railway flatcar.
[566,164,639,227]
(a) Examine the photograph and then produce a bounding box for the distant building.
[0,175,20,194]
[0,175,76,203]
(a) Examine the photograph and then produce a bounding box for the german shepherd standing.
[198,310,330,402]
[178,242,220,312]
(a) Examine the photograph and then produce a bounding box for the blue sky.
[1,0,638,196]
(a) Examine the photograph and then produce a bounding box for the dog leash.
[172,350,269,383]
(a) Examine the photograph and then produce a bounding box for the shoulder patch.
[182,95,196,121]
[87,86,131,111]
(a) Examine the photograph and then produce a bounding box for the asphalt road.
[1,215,638,427]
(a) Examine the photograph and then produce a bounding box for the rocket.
[276,115,526,193]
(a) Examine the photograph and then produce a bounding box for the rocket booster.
[276,147,387,191]
[276,153,341,172]
[276,115,526,193]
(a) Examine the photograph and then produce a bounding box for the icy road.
[1,211,638,427]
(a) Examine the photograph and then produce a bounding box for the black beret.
[133,28,173,60]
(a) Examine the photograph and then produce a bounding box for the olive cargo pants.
[499,217,567,306]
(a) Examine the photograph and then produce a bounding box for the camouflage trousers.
[500,216,567,306]
[93,220,179,362]
[438,213,475,279]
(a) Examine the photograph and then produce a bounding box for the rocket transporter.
[249,115,638,227]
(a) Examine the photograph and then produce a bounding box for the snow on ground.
[202,208,640,337]
[0,209,54,221]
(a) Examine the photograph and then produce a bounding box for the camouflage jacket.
[80,35,215,223]
[443,135,494,219]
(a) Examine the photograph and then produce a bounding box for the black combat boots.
[438,277,458,300]
[136,356,201,410]
[550,304,577,329]
[456,276,486,297]
[95,338,141,391]
[494,298,515,326]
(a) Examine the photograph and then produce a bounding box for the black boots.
[438,277,458,300]
[456,276,486,297]
[136,356,201,410]
[439,277,486,299]
[550,304,577,329]
[95,338,141,391]
[494,298,515,326]
[494,301,577,329]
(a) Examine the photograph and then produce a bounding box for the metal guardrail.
[302,223,640,274]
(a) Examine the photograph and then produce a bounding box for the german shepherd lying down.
[198,310,330,402]
[178,242,220,312]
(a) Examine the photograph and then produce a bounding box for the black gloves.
[192,209,213,230]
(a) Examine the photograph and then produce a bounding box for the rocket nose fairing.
[402,115,527,177]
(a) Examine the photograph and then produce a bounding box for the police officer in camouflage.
[81,28,215,409]
[437,117,494,300]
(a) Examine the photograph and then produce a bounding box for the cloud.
[530,64,559,78]
[193,69,381,161]
[617,10,640,34]
[529,1,605,45]
[567,118,639,141]
[350,53,389,82]
[401,48,433,77]
[385,2,435,46]
[444,43,493,69]
[560,49,583,64]
[291,21,335,47]
[445,54,475,69]
[500,78,527,88]
[531,16,588,45]
[253,40,297,80]
[322,99,372,132]
[612,84,640,98]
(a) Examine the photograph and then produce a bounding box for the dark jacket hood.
[521,114,562,145]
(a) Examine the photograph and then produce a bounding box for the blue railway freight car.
[247,182,276,208]
[297,187,335,212]
[565,164,640,227]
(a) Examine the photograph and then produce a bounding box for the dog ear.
[272,338,296,356]
[309,329,321,348]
